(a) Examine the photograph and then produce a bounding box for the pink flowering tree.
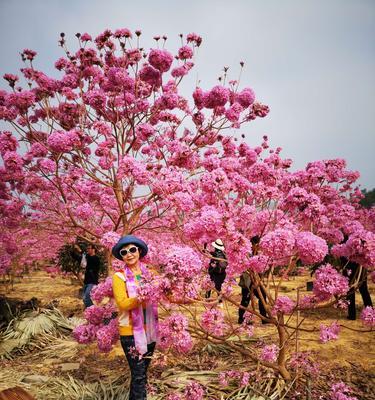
[1,28,374,386]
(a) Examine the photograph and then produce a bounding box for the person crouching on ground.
[112,235,158,400]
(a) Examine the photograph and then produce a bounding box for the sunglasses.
[119,246,139,257]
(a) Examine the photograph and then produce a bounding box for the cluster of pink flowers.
[360,306,375,327]
[313,264,349,301]
[136,272,170,303]
[75,203,94,220]
[47,130,80,153]
[259,344,279,363]
[272,295,295,315]
[95,318,119,352]
[247,255,269,273]
[295,231,328,264]
[183,381,205,400]
[319,321,341,343]
[84,303,116,325]
[90,277,113,303]
[158,313,193,354]
[166,394,182,400]
[288,352,320,377]
[218,370,250,387]
[200,307,226,336]
[73,323,98,344]
[260,228,296,261]
[329,382,357,400]
[100,231,121,249]
[0,131,18,155]
[148,49,174,72]
[332,229,375,267]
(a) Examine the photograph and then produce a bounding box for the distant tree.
[360,188,375,208]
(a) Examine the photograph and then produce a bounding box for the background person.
[342,260,373,320]
[205,239,227,302]
[238,236,269,324]
[112,235,158,400]
[72,243,100,308]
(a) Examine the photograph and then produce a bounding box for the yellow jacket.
[112,271,145,336]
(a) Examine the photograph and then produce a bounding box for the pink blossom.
[295,231,328,264]
[250,102,269,118]
[80,33,92,41]
[319,321,340,343]
[288,352,320,377]
[272,296,295,315]
[313,264,349,301]
[100,231,121,249]
[0,131,18,156]
[260,228,296,260]
[22,49,37,60]
[75,203,94,220]
[178,45,193,60]
[73,324,98,344]
[83,89,107,109]
[237,88,255,108]
[90,277,113,303]
[47,130,75,153]
[158,313,193,354]
[247,255,269,273]
[186,33,202,46]
[184,382,204,400]
[84,305,106,325]
[29,143,48,158]
[329,382,357,400]
[136,123,155,140]
[220,370,250,387]
[201,308,225,336]
[113,28,132,38]
[260,344,278,363]
[166,394,182,400]
[204,85,229,109]
[360,306,375,327]
[225,102,243,123]
[148,49,174,72]
[38,158,56,173]
[3,74,19,87]
[3,151,24,172]
[96,318,119,352]
[192,87,206,109]
[171,62,194,78]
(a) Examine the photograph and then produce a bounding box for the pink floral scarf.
[124,263,158,355]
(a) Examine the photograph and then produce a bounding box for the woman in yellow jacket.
[112,235,158,400]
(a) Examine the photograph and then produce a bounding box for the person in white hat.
[205,239,227,301]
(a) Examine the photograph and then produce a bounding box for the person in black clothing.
[72,244,100,308]
[238,236,269,324]
[205,239,227,302]
[342,260,373,320]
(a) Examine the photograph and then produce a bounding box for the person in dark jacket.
[342,260,373,320]
[205,239,227,302]
[72,244,100,308]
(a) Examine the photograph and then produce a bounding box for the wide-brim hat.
[212,239,225,251]
[112,235,148,260]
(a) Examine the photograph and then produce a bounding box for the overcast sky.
[0,0,374,188]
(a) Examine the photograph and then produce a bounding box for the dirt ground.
[0,270,374,399]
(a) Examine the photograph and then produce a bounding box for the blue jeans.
[83,284,95,308]
[120,336,156,400]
